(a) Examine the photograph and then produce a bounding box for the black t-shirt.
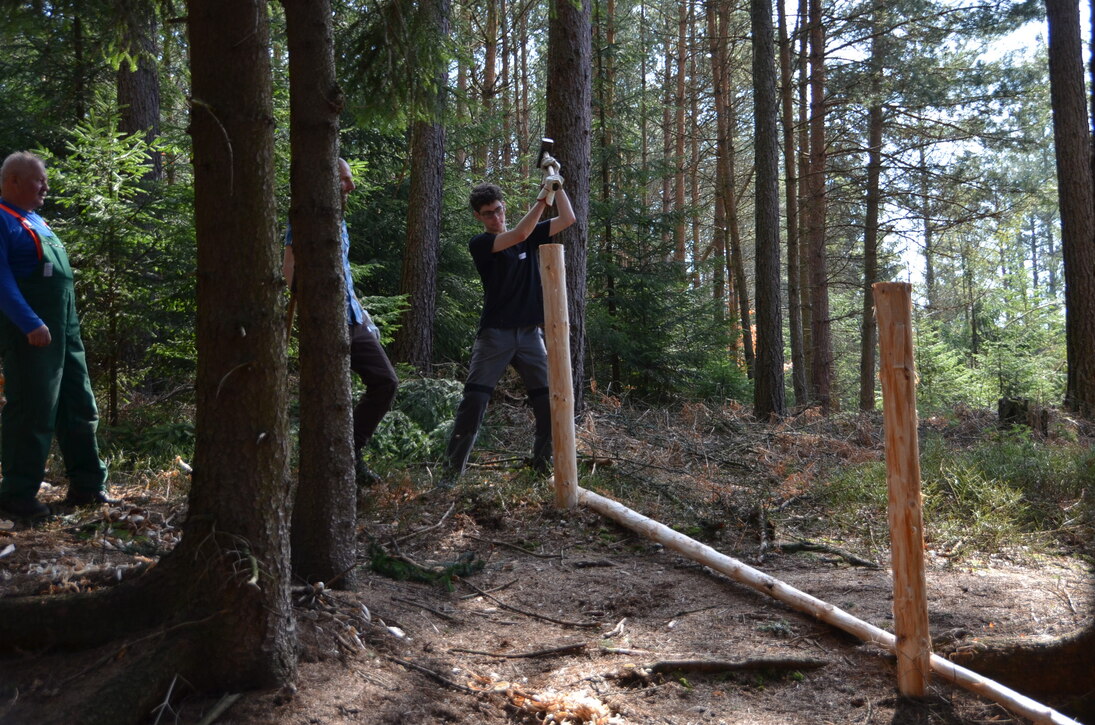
[469,220,552,330]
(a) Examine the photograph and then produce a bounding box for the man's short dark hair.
[469,183,504,212]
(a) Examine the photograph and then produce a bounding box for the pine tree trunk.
[595,0,622,388]
[115,0,161,180]
[778,0,807,407]
[752,0,786,419]
[674,1,687,265]
[805,0,832,413]
[283,0,357,586]
[394,0,451,371]
[187,0,296,689]
[546,0,592,409]
[1046,0,1095,417]
[795,0,813,396]
[859,9,884,412]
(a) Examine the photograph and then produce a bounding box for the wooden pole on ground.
[873,281,932,696]
[539,243,578,509]
[577,486,1079,725]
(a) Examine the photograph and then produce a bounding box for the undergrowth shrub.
[368,377,463,463]
[819,430,1092,558]
[99,401,195,472]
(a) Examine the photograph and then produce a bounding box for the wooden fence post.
[539,244,578,509]
[873,281,932,696]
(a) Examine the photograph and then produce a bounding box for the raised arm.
[491,197,550,253]
[548,188,575,236]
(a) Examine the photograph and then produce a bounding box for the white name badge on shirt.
[43,263,53,277]
[518,252,527,260]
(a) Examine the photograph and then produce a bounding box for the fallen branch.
[465,534,561,559]
[393,502,456,545]
[773,540,880,569]
[393,596,457,622]
[195,693,241,725]
[644,656,827,675]
[387,656,476,694]
[449,642,588,659]
[458,578,601,629]
[458,577,517,601]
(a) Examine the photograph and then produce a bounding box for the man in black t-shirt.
[442,180,575,486]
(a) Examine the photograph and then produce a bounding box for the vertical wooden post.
[874,282,932,696]
[539,244,579,508]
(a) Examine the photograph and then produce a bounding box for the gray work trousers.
[445,326,552,475]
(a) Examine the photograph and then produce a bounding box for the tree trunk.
[546,0,592,409]
[859,8,884,412]
[393,0,452,372]
[805,0,832,413]
[796,0,813,395]
[114,0,162,180]
[1046,0,1095,417]
[752,0,786,419]
[778,0,806,407]
[674,0,687,266]
[283,0,357,587]
[595,0,622,389]
[706,0,727,326]
[726,81,755,376]
[0,5,295,720]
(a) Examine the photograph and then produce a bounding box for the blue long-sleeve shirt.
[0,199,47,333]
[284,219,366,327]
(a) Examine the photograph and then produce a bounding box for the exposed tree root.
[0,559,176,652]
[0,535,294,725]
[947,627,1095,721]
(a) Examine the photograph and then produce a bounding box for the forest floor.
[0,395,1091,725]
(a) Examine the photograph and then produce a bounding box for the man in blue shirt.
[283,158,398,485]
[0,152,115,519]
[442,177,575,487]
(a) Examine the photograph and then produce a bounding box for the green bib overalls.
[0,221,107,500]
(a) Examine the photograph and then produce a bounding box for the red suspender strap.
[0,203,44,261]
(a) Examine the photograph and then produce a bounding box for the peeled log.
[577,486,1080,725]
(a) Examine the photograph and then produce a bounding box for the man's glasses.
[478,206,505,218]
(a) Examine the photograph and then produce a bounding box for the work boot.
[0,495,51,520]
[62,489,121,507]
[355,453,381,488]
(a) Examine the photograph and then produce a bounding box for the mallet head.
[537,137,554,169]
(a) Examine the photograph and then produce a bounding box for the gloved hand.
[537,174,564,205]
[539,152,560,171]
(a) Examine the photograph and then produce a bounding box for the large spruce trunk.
[282,0,358,587]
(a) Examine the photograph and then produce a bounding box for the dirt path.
[189,501,1090,724]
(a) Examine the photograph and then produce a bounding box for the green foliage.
[913,318,987,412]
[368,544,484,591]
[821,430,1094,557]
[99,396,196,470]
[974,302,1065,404]
[369,410,429,461]
[40,99,196,422]
[368,376,464,462]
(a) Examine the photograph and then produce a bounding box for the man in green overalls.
[0,152,115,519]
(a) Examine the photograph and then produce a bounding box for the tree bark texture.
[393,0,452,372]
[805,0,832,412]
[546,0,593,409]
[186,0,296,689]
[859,10,885,412]
[1046,0,1095,417]
[114,0,162,179]
[778,0,806,407]
[283,0,357,587]
[751,0,786,419]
